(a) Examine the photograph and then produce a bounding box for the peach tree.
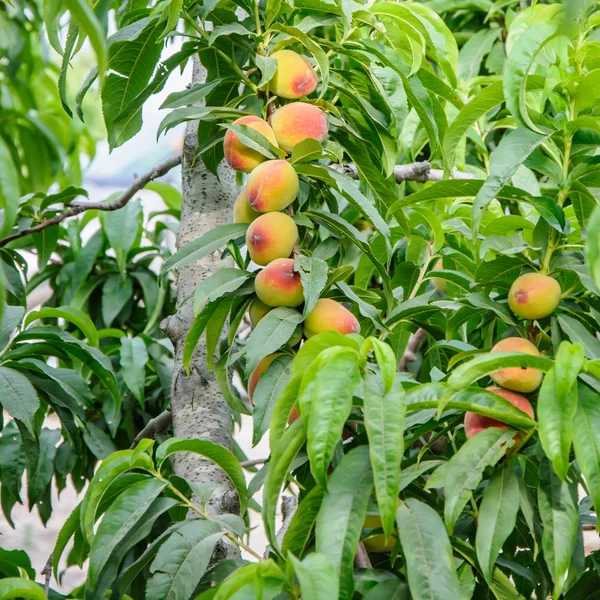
[1,0,600,598]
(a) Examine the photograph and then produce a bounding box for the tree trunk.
[161,57,239,519]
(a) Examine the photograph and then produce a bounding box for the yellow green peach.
[268,50,318,99]
[246,212,298,266]
[269,102,329,153]
[224,115,278,173]
[245,159,299,213]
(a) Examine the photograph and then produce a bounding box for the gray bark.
[161,58,240,518]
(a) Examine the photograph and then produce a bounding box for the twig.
[130,409,173,449]
[240,457,267,468]
[354,542,372,568]
[41,555,52,595]
[332,161,475,184]
[0,154,182,247]
[398,328,427,372]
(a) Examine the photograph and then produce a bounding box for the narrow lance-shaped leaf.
[120,337,149,405]
[294,255,328,318]
[289,553,339,600]
[0,367,40,436]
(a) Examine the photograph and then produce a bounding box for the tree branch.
[130,409,172,449]
[240,457,267,468]
[0,153,182,248]
[333,161,474,183]
[398,328,427,372]
[41,555,52,595]
[354,542,373,568]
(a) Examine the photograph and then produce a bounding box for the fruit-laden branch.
[130,408,173,449]
[0,153,182,247]
[0,157,470,248]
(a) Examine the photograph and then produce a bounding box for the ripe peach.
[269,103,329,154]
[508,273,561,320]
[246,160,299,213]
[255,258,304,307]
[269,50,318,99]
[248,353,284,401]
[246,212,298,266]
[303,299,360,338]
[490,337,543,393]
[248,298,272,327]
[233,190,260,224]
[464,386,534,440]
[224,116,278,173]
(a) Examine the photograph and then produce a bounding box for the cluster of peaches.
[464,272,562,439]
[222,50,360,398]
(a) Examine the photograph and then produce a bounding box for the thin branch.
[240,457,267,468]
[333,161,475,184]
[0,153,182,248]
[41,555,52,595]
[354,542,373,568]
[130,409,173,449]
[398,328,427,372]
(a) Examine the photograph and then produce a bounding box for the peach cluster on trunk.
[246,212,298,266]
[508,272,561,320]
[269,50,318,99]
[270,102,329,153]
[224,115,278,173]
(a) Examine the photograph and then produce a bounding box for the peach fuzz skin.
[248,353,284,401]
[269,50,318,99]
[508,272,561,320]
[255,258,304,308]
[246,212,298,266]
[269,102,329,154]
[246,160,299,213]
[224,116,278,173]
[303,298,360,338]
[248,298,272,327]
[490,337,543,393]
[464,386,534,440]
[232,190,261,224]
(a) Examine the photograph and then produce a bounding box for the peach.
[248,353,284,401]
[255,258,304,307]
[246,160,299,213]
[269,50,318,99]
[508,273,561,320]
[224,116,278,173]
[246,212,298,266]
[431,258,447,294]
[303,299,360,338]
[490,337,543,393]
[233,190,260,224]
[269,103,329,154]
[248,298,272,327]
[363,534,397,553]
[464,386,534,440]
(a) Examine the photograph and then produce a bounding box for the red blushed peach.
[248,298,272,327]
[255,258,304,307]
[269,102,329,154]
[269,50,318,99]
[246,160,299,213]
[233,190,260,224]
[303,298,360,338]
[490,337,543,393]
[464,386,534,440]
[508,273,561,320]
[224,116,278,173]
[246,212,298,266]
[248,353,284,401]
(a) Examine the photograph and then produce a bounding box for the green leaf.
[537,461,579,599]
[365,337,396,394]
[146,181,181,211]
[363,373,405,538]
[27,428,61,509]
[443,81,504,172]
[160,79,228,110]
[255,54,277,88]
[147,521,223,600]
[428,428,515,532]
[300,347,362,487]
[557,314,600,359]
[292,331,361,377]
[0,139,20,238]
[0,367,39,436]
[290,553,339,600]
[213,560,286,600]
[208,22,253,45]
[220,123,282,159]
[458,27,499,80]
[472,128,548,233]
[475,463,520,581]
[337,281,388,332]
[294,255,328,318]
[32,224,59,269]
[0,579,48,600]
[83,422,116,459]
[290,138,323,164]
[25,305,99,347]
[119,337,148,405]
[396,498,462,600]
[244,308,302,376]
[252,355,293,446]
[86,478,167,595]
[193,269,249,315]
[585,204,600,292]
[504,21,560,133]
[573,383,600,531]
[282,486,325,557]
[101,200,143,274]
[538,342,585,480]
[316,446,374,600]
[156,438,247,514]
[161,224,248,276]
[448,351,553,389]
[101,275,133,325]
